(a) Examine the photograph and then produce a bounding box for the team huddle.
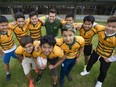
[0,8,116,87]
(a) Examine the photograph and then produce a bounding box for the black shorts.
[84,44,92,56]
[48,58,59,76]
[47,58,59,65]
[50,67,58,76]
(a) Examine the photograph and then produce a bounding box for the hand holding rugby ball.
[37,56,47,69]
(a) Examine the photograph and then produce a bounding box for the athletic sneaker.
[95,81,102,87]
[80,70,90,76]
[66,75,72,81]
[29,79,34,87]
[6,74,11,81]
[35,74,42,83]
[53,83,57,87]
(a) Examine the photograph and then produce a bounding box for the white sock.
[6,72,10,75]
[53,82,57,85]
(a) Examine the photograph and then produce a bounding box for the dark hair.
[15,12,25,21]
[29,11,38,18]
[40,35,56,47]
[20,35,33,47]
[61,23,76,33]
[0,16,8,23]
[83,15,95,24]
[49,8,57,15]
[107,16,116,23]
[65,14,74,19]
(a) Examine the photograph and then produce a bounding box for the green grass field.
[0,22,116,87]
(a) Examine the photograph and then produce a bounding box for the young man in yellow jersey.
[79,15,97,70]
[9,12,28,42]
[65,15,99,71]
[62,14,83,29]
[0,16,18,81]
[55,24,85,87]
[64,14,74,24]
[33,35,65,87]
[15,36,37,87]
[80,16,116,87]
[27,11,42,40]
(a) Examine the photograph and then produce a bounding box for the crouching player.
[15,35,39,87]
[33,35,65,87]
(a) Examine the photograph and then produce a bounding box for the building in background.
[0,0,116,15]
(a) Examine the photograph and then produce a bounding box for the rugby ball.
[37,56,47,69]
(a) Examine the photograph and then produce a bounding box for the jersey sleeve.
[76,36,85,47]
[8,23,15,30]
[74,23,83,30]
[26,18,31,25]
[61,20,66,25]
[39,16,46,22]
[54,46,64,58]
[55,38,63,46]
[94,24,105,33]
[15,46,24,55]
[33,41,40,47]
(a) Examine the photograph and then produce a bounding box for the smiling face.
[41,43,53,56]
[65,17,74,24]
[0,22,8,34]
[62,30,75,44]
[105,22,116,34]
[24,43,34,54]
[16,18,25,28]
[83,21,93,30]
[48,13,56,23]
[30,15,38,25]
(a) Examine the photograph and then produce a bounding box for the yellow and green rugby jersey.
[15,41,39,58]
[15,46,32,58]
[9,23,28,41]
[32,41,64,59]
[79,24,105,45]
[94,28,116,59]
[56,36,85,59]
[0,29,15,50]
[27,18,42,40]
[62,21,82,29]
[79,27,97,45]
